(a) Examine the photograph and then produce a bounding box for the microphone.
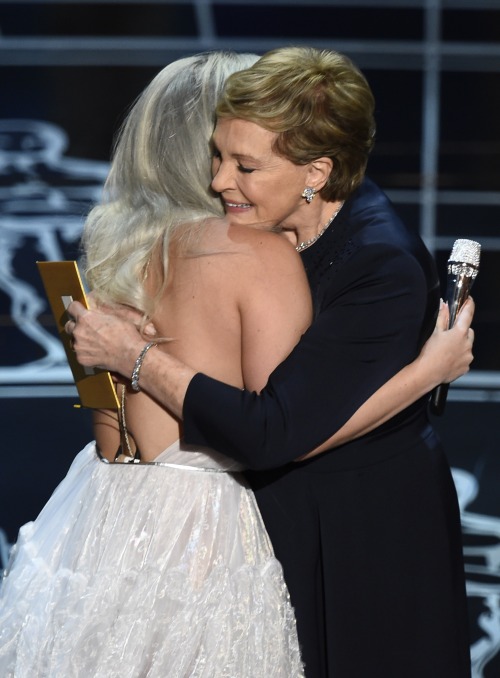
[429,238,481,416]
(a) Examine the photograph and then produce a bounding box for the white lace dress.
[0,441,303,677]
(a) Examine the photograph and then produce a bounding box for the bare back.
[95,217,312,462]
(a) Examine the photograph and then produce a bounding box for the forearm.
[183,316,421,469]
[103,331,196,419]
[300,298,475,459]
[132,346,196,419]
[300,355,432,459]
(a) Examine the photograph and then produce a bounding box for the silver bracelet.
[130,341,157,392]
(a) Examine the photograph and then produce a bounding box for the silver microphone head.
[448,239,481,278]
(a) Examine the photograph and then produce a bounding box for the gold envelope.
[37,261,120,410]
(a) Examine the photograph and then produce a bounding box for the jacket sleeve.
[183,244,431,469]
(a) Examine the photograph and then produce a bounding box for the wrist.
[416,352,442,392]
[130,341,158,392]
[404,353,436,396]
[115,336,149,377]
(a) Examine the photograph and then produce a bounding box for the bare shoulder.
[226,222,305,275]
[183,218,304,278]
[224,222,312,320]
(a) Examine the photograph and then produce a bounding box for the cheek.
[273,176,303,207]
[248,175,300,213]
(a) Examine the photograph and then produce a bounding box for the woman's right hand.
[418,297,475,387]
[65,300,147,377]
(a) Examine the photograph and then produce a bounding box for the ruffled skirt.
[0,441,303,677]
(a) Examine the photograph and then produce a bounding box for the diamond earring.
[301,187,316,204]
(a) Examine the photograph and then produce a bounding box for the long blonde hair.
[81,51,258,317]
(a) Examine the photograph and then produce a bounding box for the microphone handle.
[430,383,449,416]
[447,272,473,328]
[429,269,474,416]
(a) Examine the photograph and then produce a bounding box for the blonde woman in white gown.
[0,52,309,677]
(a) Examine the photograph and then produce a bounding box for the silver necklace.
[295,201,345,252]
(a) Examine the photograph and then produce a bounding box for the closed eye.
[237,165,255,174]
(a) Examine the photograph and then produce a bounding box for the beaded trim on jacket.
[295,201,344,252]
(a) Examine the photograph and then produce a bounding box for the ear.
[305,157,333,191]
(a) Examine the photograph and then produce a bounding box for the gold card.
[37,261,120,410]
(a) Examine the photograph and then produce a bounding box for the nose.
[211,158,235,194]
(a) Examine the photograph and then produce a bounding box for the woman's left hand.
[418,297,475,386]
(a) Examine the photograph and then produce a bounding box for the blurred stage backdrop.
[1,1,499,675]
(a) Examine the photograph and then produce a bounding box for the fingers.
[434,299,450,332]
[143,321,157,338]
[65,319,76,335]
[455,297,475,331]
[66,300,88,322]
[65,300,90,336]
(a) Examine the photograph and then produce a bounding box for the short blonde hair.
[217,46,376,201]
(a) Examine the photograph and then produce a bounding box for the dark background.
[1,1,499,676]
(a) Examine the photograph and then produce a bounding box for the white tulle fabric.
[0,441,303,677]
